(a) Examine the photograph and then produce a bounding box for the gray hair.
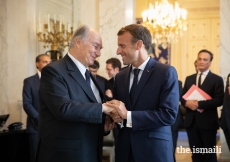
[69,24,90,48]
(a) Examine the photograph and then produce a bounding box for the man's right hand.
[105,89,113,98]
[102,103,122,122]
[185,100,198,111]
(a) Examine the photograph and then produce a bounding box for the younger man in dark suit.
[181,49,224,162]
[106,24,179,162]
[22,54,51,162]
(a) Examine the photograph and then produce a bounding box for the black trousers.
[186,120,217,162]
[128,145,135,162]
[29,133,38,162]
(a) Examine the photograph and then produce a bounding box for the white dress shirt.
[124,56,150,128]
[37,70,41,79]
[196,69,209,87]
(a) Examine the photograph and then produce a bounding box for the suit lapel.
[123,67,132,110]
[91,73,106,103]
[64,55,97,103]
[131,58,156,108]
[191,74,197,85]
[34,73,40,87]
[200,71,212,89]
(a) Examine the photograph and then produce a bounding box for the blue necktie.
[130,68,140,104]
[123,69,140,128]
[85,69,91,86]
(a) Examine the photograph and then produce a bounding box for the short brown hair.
[117,24,152,51]
[36,54,48,63]
[106,58,121,71]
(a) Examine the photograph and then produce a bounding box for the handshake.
[102,99,127,130]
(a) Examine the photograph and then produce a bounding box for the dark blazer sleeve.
[22,76,39,121]
[178,80,182,97]
[180,76,190,107]
[39,64,103,123]
[198,74,224,110]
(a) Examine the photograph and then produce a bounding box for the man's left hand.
[104,116,115,131]
[106,100,127,119]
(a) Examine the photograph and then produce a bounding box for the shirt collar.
[68,52,88,78]
[198,69,209,76]
[131,56,150,71]
[37,70,41,79]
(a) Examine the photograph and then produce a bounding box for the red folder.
[182,84,212,113]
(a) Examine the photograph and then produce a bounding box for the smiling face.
[106,63,119,78]
[75,31,102,67]
[116,32,138,66]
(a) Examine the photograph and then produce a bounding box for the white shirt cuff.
[126,111,132,127]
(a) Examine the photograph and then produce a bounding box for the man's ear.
[115,67,119,73]
[136,40,143,50]
[74,38,82,48]
[35,62,39,69]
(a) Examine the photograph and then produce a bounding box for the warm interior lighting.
[37,14,73,51]
[142,0,188,44]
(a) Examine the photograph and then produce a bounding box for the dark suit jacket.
[22,73,40,133]
[106,78,114,91]
[171,80,183,129]
[181,71,224,130]
[95,74,107,93]
[220,74,230,132]
[113,58,179,162]
[36,55,105,162]
[105,78,115,101]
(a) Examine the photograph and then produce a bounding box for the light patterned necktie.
[85,69,91,86]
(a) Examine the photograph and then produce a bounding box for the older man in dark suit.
[106,24,179,162]
[36,25,120,162]
[181,49,224,162]
[23,54,51,162]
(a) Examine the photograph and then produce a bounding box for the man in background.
[181,49,224,162]
[89,60,107,93]
[105,58,121,100]
[22,54,51,162]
